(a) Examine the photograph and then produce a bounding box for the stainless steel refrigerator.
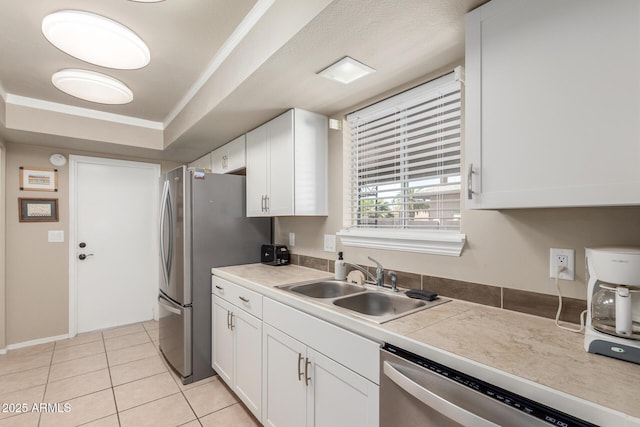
[158,166,271,384]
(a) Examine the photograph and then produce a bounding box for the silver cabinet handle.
[239,296,249,303]
[297,353,304,381]
[383,361,498,427]
[305,358,311,386]
[265,195,269,212]
[229,311,235,330]
[226,310,231,329]
[467,163,474,200]
[215,285,223,291]
[261,195,265,212]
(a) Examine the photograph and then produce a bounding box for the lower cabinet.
[262,300,379,427]
[262,324,379,427]
[211,295,262,420]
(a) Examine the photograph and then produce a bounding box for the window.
[338,70,465,256]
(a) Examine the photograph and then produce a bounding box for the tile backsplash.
[293,254,586,324]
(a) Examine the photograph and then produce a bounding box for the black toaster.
[261,244,290,266]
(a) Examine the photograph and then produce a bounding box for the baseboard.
[6,333,70,351]
[0,348,7,355]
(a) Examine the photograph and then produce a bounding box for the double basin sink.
[276,280,448,323]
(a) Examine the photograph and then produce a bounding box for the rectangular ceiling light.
[317,56,375,84]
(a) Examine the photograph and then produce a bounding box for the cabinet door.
[226,135,247,173]
[234,310,262,421]
[211,146,227,174]
[246,124,269,216]
[266,110,295,216]
[466,0,640,209]
[262,324,307,427]
[307,349,379,427]
[188,152,212,171]
[211,296,234,386]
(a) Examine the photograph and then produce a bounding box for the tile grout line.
[35,341,56,427]
[101,331,123,427]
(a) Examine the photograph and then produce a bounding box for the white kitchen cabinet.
[187,152,213,171]
[262,298,379,427]
[212,134,246,174]
[211,277,263,421]
[465,0,640,209]
[246,108,328,217]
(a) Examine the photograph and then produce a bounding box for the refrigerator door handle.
[160,180,170,287]
[160,179,174,288]
[158,295,182,315]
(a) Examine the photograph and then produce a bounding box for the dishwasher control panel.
[382,344,598,427]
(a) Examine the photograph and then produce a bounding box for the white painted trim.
[163,0,275,127]
[337,229,466,256]
[0,348,6,355]
[69,155,161,337]
[6,333,70,351]
[5,93,163,130]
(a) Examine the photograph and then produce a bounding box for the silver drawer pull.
[239,296,250,303]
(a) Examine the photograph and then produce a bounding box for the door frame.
[68,155,161,337]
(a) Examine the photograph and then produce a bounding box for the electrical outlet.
[323,234,336,252]
[549,248,575,280]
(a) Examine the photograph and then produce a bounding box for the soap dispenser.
[335,252,347,281]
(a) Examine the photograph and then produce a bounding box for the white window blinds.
[346,71,462,232]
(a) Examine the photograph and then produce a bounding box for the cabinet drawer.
[212,276,263,319]
[263,298,379,384]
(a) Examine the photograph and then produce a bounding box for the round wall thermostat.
[49,153,67,166]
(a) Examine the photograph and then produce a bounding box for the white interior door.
[70,156,160,334]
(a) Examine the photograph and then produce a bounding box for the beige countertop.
[212,263,640,426]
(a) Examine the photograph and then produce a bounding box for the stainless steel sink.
[276,280,450,323]
[279,280,366,299]
[333,292,426,317]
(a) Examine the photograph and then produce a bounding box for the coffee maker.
[584,247,640,364]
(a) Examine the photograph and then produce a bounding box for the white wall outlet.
[289,232,295,247]
[323,234,336,252]
[549,248,575,280]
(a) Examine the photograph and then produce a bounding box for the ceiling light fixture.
[317,56,375,84]
[42,10,150,70]
[52,69,134,104]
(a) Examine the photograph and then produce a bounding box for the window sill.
[336,229,466,256]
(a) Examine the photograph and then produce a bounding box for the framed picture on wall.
[19,167,58,192]
[19,198,59,222]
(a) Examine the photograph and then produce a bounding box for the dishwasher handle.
[383,361,499,427]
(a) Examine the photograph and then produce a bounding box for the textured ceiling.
[0,0,488,162]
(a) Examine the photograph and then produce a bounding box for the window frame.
[337,69,466,256]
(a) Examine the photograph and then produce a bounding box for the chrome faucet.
[343,257,387,287]
[343,262,377,285]
[387,271,398,292]
[367,256,384,287]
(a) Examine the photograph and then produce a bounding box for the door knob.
[78,253,94,260]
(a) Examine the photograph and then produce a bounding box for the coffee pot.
[584,247,640,364]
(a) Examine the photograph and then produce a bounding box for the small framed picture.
[19,167,58,192]
[19,198,59,222]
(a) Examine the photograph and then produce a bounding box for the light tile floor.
[0,321,260,427]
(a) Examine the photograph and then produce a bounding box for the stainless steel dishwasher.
[380,344,597,427]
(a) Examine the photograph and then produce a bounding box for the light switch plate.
[323,234,336,252]
[48,230,64,243]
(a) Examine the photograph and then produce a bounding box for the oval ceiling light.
[52,69,134,104]
[42,10,150,70]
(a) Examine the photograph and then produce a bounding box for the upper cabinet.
[465,0,640,209]
[212,135,246,174]
[246,109,328,217]
[187,152,213,171]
